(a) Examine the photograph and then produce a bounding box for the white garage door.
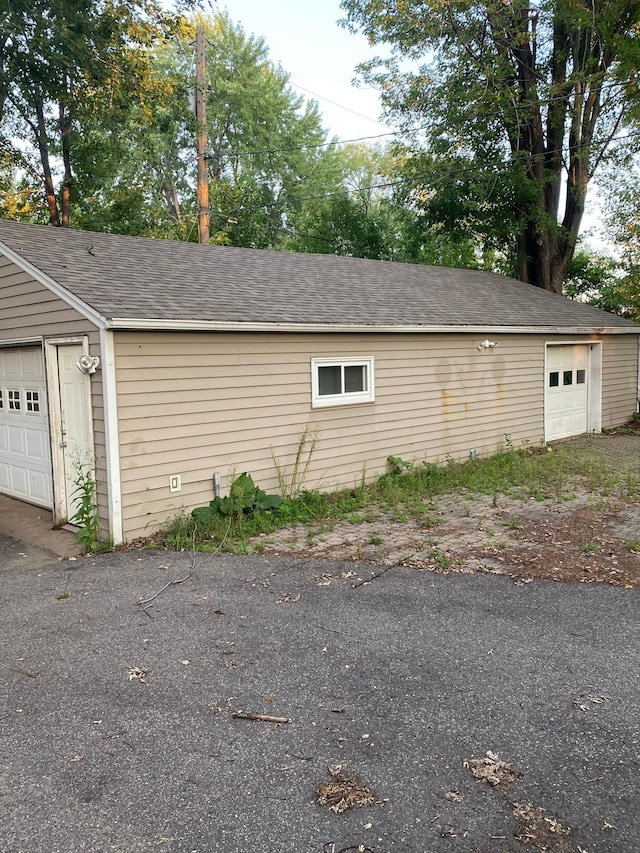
[545,345,589,441]
[0,347,53,508]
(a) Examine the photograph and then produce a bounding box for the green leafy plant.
[71,454,101,552]
[191,473,282,523]
[386,455,412,476]
[430,548,451,572]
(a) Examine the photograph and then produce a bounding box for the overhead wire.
[213,77,636,163]
[287,80,395,130]
[206,126,640,224]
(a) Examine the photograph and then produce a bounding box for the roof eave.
[106,318,639,335]
[0,239,107,330]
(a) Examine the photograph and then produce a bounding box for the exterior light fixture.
[76,354,101,374]
[477,339,498,351]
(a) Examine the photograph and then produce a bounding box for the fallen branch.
[323,846,376,853]
[7,666,38,679]
[137,549,196,614]
[232,711,290,724]
[352,564,395,588]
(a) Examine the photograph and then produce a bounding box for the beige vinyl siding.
[115,330,555,539]
[0,256,108,534]
[0,255,90,338]
[601,335,638,427]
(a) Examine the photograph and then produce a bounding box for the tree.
[71,22,196,238]
[61,11,345,247]
[0,0,179,226]
[340,0,640,292]
[194,11,339,249]
[598,161,640,320]
[563,248,625,310]
[286,142,481,264]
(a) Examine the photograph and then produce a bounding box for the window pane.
[549,372,559,388]
[344,364,366,393]
[26,390,40,413]
[563,370,573,386]
[318,365,342,396]
[576,369,586,384]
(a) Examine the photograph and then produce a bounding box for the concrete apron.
[0,494,83,561]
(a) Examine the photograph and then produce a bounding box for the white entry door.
[0,347,53,508]
[57,344,92,522]
[545,345,590,441]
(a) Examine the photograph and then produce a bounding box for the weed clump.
[160,444,637,554]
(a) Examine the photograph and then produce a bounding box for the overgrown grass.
[160,445,638,554]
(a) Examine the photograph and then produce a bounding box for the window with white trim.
[8,389,20,411]
[311,357,375,408]
[25,390,41,413]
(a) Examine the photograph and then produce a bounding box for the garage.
[545,343,601,442]
[0,347,53,508]
[1,220,639,543]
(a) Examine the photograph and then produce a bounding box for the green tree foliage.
[1,3,493,265]
[287,142,481,265]
[286,143,395,258]
[563,248,622,309]
[600,162,640,320]
[340,0,640,292]
[67,11,348,246]
[0,149,41,221]
[0,0,181,226]
[192,11,341,248]
[71,21,196,237]
[563,247,640,321]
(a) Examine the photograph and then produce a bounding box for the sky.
[221,0,397,143]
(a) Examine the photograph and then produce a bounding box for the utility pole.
[195,25,210,244]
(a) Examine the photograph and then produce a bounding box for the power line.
[209,77,635,164]
[207,127,640,222]
[288,80,395,130]
[221,131,397,160]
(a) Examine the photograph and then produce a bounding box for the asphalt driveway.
[1,547,639,853]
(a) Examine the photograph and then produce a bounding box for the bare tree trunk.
[0,33,8,127]
[516,221,574,295]
[60,100,73,226]
[161,181,181,223]
[34,98,60,226]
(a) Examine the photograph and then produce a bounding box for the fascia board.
[107,318,640,335]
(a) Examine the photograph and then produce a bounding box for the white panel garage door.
[0,347,53,508]
[545,345,589,441]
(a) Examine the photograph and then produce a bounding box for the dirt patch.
[253,433,640,589]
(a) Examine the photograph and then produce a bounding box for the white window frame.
[24,388,42,414]
[311,356,375,408]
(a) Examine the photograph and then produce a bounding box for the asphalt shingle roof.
[0,220,637,331]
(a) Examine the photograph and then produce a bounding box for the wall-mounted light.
[477,339,498,352]
[76,354,101,374]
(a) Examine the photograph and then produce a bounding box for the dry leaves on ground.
[127,665,147,683]
[513,802,576,852]
[317,764,376,814]
[463,750,519,790]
